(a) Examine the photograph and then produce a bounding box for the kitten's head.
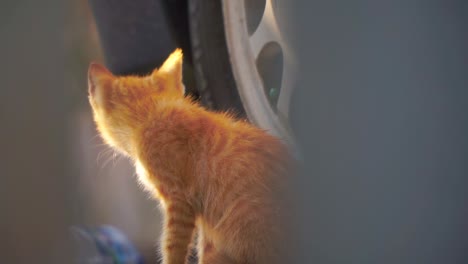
[88,49,184,154]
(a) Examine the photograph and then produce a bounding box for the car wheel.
[189,0,297,147]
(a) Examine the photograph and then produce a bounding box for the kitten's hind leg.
[199,246,236,264]
[197,233,235,264]
[161,200,196,264]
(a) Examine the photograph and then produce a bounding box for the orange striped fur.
[88,49,291,264]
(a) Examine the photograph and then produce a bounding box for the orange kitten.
[88,49,292,264]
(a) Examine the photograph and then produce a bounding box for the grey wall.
[290,1,468,263]
[0,0,72,263]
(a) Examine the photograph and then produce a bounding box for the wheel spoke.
[249,0,280,59]
[223,0,297,146]
[249,0,296,117]
[277,54,297,117]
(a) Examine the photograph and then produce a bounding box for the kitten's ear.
[88,62,114,96]
[152,49,184,95]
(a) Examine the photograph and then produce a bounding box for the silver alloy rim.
[222,0,296,147]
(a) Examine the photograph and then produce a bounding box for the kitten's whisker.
[96,148,113,165]
[87,133,102,144]
[89,143,109,150]
[115,154,124,164]
[100,152,115,169]
[111,152,118,167]
[96,149,108,163]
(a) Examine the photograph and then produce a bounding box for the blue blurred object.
[71,225,145,264]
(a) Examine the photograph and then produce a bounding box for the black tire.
[188,0,246,116]
[88,0,176,75]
